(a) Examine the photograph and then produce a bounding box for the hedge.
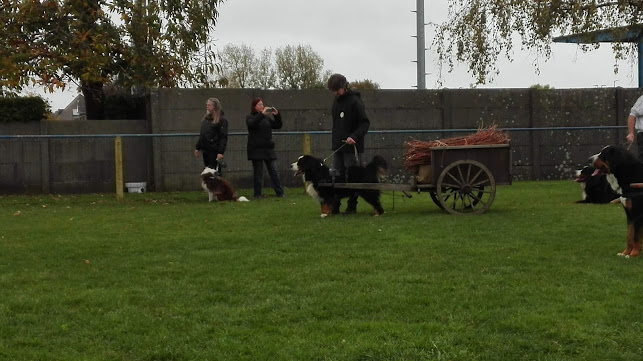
[0,96,50,122]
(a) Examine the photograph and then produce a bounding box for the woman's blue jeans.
[251,159,284,197]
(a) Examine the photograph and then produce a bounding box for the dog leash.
[323,142,347,163]
[322,142,360,164]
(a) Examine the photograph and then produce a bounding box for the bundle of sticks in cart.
[403,125,510,173]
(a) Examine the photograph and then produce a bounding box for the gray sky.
[35,0,636,110]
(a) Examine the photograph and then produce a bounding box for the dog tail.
[371,155,388,170]
[371,155,388,179]
[237,196,250,202]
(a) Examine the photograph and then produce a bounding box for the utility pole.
[411,0,426,89]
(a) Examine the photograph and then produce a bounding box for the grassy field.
[1,181,642,361]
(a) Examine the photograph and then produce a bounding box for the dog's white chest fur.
[306,183,322,202]
[606,174,622,195]
[580,184,587,200]
[605,174,626,206]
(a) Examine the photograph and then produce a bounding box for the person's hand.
[345,137,356,145]
[216,153,224,160]
[194,149,199,157]
[627,132,635,143]
[262,107,278,115]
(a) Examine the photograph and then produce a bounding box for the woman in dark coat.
[246,97,285,198]
[194,98,228,175]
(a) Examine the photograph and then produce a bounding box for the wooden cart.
[319,144,512,215]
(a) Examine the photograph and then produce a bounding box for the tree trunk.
[81,81,105,120]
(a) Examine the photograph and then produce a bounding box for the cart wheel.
[435,160,496,215]
[429,191,444,209]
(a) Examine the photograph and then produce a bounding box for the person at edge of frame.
[626,93,643,161]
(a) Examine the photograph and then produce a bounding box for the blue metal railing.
[0,126,628,139]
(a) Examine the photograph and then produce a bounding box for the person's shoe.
[277,194,286,198]
[253,195,262,199]
[342,209,357,215]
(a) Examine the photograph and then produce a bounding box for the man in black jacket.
[327,73,370,214]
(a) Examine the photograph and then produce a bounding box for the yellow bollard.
[114,136,124,200]
[303,133,311,155]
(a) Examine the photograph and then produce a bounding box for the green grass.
[1,181,643,361]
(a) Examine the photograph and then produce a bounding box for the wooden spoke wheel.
[429,190,444,210]
[435,160,496,215]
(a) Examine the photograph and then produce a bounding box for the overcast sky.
[34,0,637,110]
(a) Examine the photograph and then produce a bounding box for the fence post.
[39,120,50,193]
[115,136,124,200]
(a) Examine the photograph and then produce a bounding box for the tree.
[214,43,329,90]
[0,0,222,119]
[252,48,278,89]
[274,45,326,89]
[433,1,642,86]
[350,79,381,90]
[216,44,256,88]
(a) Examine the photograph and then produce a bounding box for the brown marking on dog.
[631,241,642,257]
[591,157,610,175]
[211,177,237,201]
[321,203,333,217]
[621,223,635,256]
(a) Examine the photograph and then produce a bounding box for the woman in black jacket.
[194,98,228,175]
[246,97,285,198]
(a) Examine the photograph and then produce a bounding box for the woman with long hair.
[194,97,229,174]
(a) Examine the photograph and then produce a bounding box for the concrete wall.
[149,87,639,191]
[1,87,641,194]
[0,121,42,193]
[0,119,149,193]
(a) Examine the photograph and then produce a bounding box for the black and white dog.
[291,155,387,217]
[573,165,618,204]
[200,162,249,202]
[590,145,643,257]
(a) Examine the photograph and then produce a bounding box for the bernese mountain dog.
[573,165,618,204]
[291,155,387,218]
[590,145,643,257]
[200,165,249,202]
